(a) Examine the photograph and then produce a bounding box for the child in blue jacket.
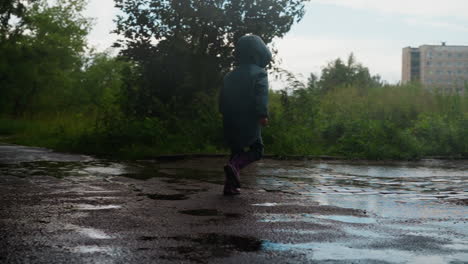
[219,35,271,195]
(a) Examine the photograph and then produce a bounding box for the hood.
[235,35,272,68]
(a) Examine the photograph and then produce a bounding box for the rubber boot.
[223,162,240,195]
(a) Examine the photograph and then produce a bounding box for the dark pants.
[230,137,264,162]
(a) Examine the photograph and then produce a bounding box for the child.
[219,34,271,195]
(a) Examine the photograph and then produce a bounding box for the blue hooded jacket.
[219,35,272,149]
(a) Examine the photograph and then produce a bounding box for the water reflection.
[315,162,468,178]
[65,224,112,239]
[262,241,468,263]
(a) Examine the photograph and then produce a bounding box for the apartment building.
[402,43,468,93]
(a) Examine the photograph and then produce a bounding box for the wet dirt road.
[0,144,467,264]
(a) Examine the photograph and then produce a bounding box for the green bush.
[266,83,468,159]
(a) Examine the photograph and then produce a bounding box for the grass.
[1,84,467,160]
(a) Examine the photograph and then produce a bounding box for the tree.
[1,0,30,38]
[318,54,382,93]
[307,72,318,90]
[0,0,91,116]
[113,0,309,117]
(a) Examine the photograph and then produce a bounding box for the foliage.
[0,113,95,151]
[315,54,382,93]
[313,84,467,158]
[1,0,467,160]
[4,81,466,160]
[262,56,468,159]
[0,0,32,37]
[113,0,309,117]
[0,0,91,116]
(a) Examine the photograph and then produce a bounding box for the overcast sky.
[84,0,468,84]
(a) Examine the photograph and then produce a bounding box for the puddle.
[315,162,468,178]
[256,160,468,217]
[79,228,112,239]
[385,223,451,237]
[262,241,468,263]
[73,204,122,210]
[179,209,242,219]
[82,165,126,176]
[121,165,223,184]
[145,193,188,200]
[60,196,119,201]
[0,145,92,164]
[70,246,116,255]
[366,234,449,251]
[179,209,220,216]
[0,161,79,178]
[315,215,376,224]
[189,233,262,252]
[65,224,112,239]
[258,213,321,223]
[446,199,468,206]
[258,213,374,225]
[443,243,468,250]
[0,159,130,179]
[252,203,280,207]
[307,193,468,219]
[344,226,388,239]
[163,233,263,262]
[223,213,243,218]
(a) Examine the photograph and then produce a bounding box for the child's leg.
[229,146,244,160]
[246,138,264,165]
[233,138,264,170]
[223,146,243,195]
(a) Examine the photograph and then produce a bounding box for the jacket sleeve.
[254,70,269,118]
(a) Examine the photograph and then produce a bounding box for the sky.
[84,0,468,84]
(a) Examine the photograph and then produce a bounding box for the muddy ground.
[0,144,467,263]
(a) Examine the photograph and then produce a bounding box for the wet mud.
[0,143,467,263]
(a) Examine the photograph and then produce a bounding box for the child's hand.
[259,117,269,127]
